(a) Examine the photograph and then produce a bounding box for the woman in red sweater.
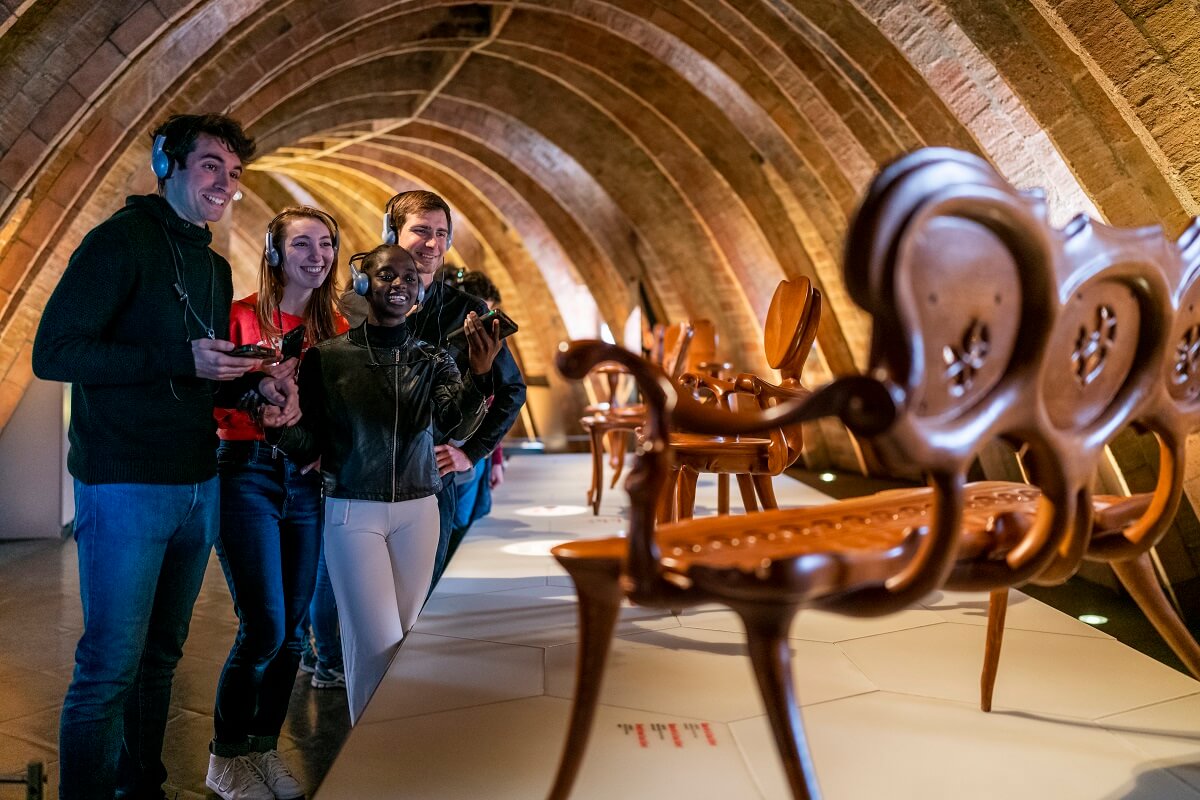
[205,207,347,800]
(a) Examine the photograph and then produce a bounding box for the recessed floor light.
[819,472,836,483]
[514,505,588,517]
[1078,614,1108,626]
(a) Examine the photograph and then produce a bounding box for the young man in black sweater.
[32,113,298,800]
[342,190,527,586]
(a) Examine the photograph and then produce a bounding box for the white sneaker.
[250,749,305,800]
[206,753,274,800]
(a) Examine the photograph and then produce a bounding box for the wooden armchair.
[546,147,1199,799]
[668,277,821,520]
[580,321,694,514]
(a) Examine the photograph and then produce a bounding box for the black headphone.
[265,207,340,269]
[349,250,426,304]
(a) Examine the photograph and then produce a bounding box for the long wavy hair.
[254,206,343,345]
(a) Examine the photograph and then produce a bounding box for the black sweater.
[33,194,258,485]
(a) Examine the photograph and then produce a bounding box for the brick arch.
[2,0,1199,461]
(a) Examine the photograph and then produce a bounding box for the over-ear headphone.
[350,250,426,304]
[380,193,454,248]
[151,134,172,179]
[265,207,340,269]
[381,195,398,245]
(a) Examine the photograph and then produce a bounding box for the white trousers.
[323,495,440,723]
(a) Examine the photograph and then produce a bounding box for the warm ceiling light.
[1078,614,1108,625]
[819,472,836,482]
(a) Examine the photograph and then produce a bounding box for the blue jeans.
[429,479,458,591]
[59,478,219,800]
[211,442,322,754]
[308,537,342,671]
[452,456,493,530]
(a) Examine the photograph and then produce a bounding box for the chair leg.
[587,424,605,515]
[677,467,699,520]
[717,474,730,515]
[608,430,628,489]
[547,557,625,800]
[753,474,779,510]
[658,466,681,524]
[734,603,821,800]
[1112,552,1200,678]
[736,474,759,513]
[980,589,1008,712]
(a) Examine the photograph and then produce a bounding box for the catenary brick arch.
[0,0,1196,457]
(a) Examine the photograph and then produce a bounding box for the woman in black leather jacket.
[269,244,502,722]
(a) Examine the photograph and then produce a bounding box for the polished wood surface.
[668,278,821,520]
[547,147,1200,800]
[581,322,696,514]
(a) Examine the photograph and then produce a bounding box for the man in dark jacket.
[32,114,297,800]
[343,190,526,585]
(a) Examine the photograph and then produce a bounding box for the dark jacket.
[342,279,526,463]
[32,194,260,485]
[270,321,491,502]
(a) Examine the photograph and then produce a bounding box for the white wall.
[0,378,70,539]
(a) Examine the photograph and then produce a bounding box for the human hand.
[263,356,299,380]
[465,311,503,376]
[435,444,472,477]
[490,460,505,488]
[258,373,301,426]
[193,339,262,380]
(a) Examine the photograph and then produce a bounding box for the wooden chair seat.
[667,281,820,520]
[555,481,1040,603]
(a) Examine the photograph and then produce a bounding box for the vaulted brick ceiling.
[0,0,1195,452]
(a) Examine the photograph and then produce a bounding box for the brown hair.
[255,207,343,345]
[385,190,454,244]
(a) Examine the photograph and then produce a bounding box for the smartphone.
[280,325,306,361]
[445,309,518,345]
[228,344,278,360]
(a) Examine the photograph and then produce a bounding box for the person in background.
[444,269,508,562]
[270,245,502,722]
[298,543,344,690]
[205,207,348,800]
[32,113,298,800]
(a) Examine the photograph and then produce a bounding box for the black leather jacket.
[342,280,526,463]
[271,321,490,502]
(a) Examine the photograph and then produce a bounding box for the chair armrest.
[557,339,897,600]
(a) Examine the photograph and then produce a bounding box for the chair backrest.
[558,147,1186,611]
[764,277,821,382]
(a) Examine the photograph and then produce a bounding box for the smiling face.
[364,248,421,326]
[395,209,450,283]
[162,132,243,225]
[280,216,335,293]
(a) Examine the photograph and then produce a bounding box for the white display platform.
[318,453,1200,799]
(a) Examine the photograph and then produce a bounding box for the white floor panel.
[319,453,1200,798]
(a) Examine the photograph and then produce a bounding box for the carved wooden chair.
[667,277,821,521]
[976,210,1200,710]
[580,322,693,514]
[547,148,1197,799]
